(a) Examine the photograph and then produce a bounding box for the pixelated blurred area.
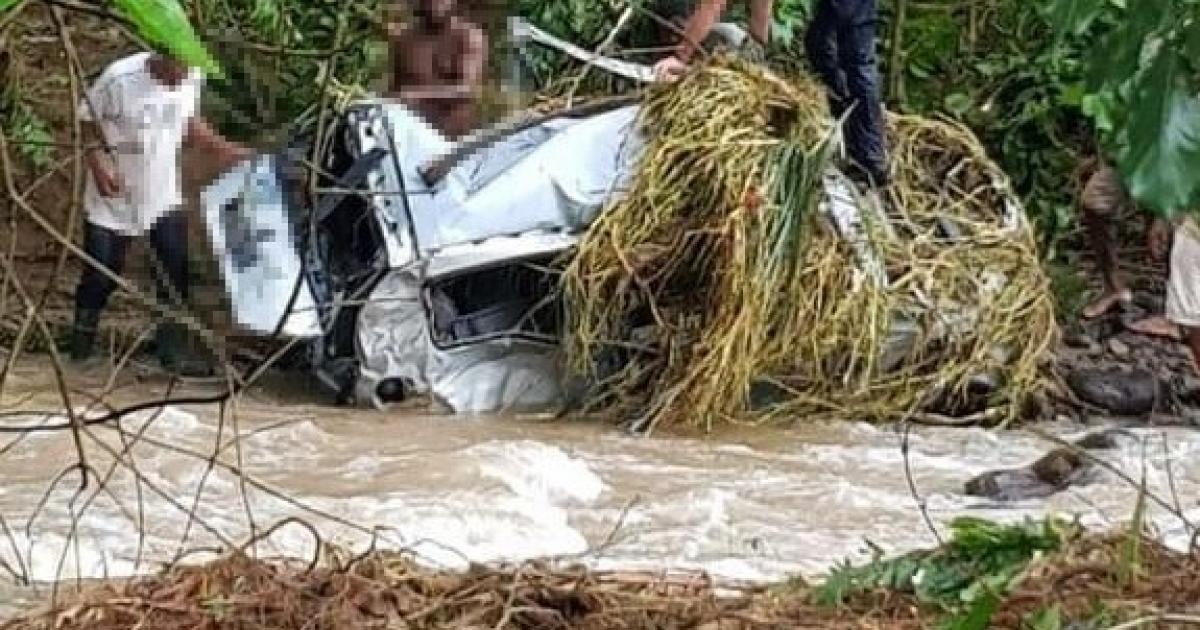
[383,0,513,137]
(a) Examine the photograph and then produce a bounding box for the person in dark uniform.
[804,0,888,186]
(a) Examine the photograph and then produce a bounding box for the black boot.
[68,308,101,362]
[155,322,214,378]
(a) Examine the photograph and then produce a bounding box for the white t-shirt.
[79,53,203,236]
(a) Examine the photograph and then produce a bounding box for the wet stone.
[1066,367,1159,417]
[1029,448,1086,487]
[1071,429,1129,451]
[964,469,1055,501]
[1062,331,1096,350]
[964,448,1092,501]
[1107,338,1131,359]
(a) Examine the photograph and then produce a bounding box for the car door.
[199,153,323,338]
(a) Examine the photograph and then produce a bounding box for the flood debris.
[5,521,1197,629]
[563,56,1057,432]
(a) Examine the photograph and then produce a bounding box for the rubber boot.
[155,322,214,378]
[68,308,101,363]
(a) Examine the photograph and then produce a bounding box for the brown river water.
[0,357,1197,597]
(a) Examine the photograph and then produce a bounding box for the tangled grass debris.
[4,522,1197,629]
[562,55,1058,432]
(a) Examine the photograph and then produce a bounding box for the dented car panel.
[201,101,643,414]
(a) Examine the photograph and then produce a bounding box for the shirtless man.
[388,0,487,139]
[1079,160,1178,340]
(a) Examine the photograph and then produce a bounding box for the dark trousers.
[805,0,888,184]
[75,212,190,314]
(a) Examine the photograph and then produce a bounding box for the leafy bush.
[817,518,1072,630]
[1043,0,1200,216]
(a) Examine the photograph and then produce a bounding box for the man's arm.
[81,120,123,197]
[77,80,123,197]
[748,0,773,46]
[184,116,250,167]
[387,26,408,98]
[675,0,728,63]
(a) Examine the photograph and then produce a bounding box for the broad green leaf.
[1043,0,1106,39]
[114,0,222,77]
[1084,8,1162,94]
[0,0,22,15]
[1119,49,1200,215]
[1081,92,1117,132]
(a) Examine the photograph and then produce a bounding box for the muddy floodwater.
[0,358,1198,592]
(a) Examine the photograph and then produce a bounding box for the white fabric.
[79,53,203,236]
[1166,218,1200,329]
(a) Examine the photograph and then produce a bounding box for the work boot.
[154,322,214,378]
[68,308,101,363]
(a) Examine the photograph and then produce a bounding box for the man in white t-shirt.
[69,50,250,376]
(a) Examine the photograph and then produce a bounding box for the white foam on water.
[4,399,1200,587]
[470,440,606,505]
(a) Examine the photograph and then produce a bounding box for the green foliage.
[115,0,221,76]
[1044,0,1200,215]
[1,55,53,169]
[0,0,21,14]
[191,0,382,143]
[1047,259,1090,322]
[875,1,1097,252]
[816,518,1069,628]
[0,98,53,169]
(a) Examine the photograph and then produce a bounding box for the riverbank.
[2,521,1196,629]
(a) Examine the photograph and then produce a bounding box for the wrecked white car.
[202,99,648,414]
[200,94,1025,416]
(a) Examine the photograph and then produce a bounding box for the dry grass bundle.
[562,56,1057,431]
[562,55,834,432]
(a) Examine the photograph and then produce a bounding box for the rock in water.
[1066,368,1159,416]
[1072,429,1130,450]
[1029,448,1085,486]
[965,447,1093,501]
[964,469,1058,501]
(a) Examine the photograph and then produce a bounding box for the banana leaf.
[114,0,221,77]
